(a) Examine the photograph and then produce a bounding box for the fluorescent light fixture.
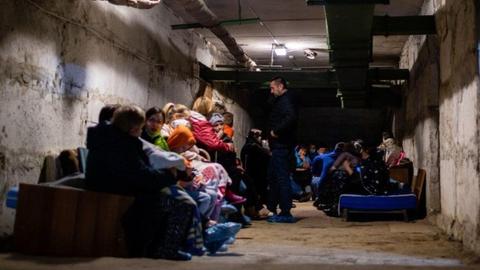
[274,44,287,56]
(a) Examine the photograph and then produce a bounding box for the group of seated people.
[85,98,266,261]
[84,96,409,260]
[290,134,408,216]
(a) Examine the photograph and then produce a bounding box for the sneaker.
[267,214,297,223]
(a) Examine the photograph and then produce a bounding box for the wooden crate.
[14,183,133,257]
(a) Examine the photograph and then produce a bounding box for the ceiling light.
[255,68,261,72]
[274,44,287,56]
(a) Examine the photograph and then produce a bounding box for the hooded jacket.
[85,124,176,196]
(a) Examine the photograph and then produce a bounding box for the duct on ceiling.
[163,0,257,70]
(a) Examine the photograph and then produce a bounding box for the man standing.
[267,77,298,223]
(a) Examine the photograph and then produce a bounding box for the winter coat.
[85,124,176,196]
[267,90,298,149]
[240,137,270,181]
[189,111,232,152]
[141,129,169,151]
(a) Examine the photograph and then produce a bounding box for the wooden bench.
[14,183,133,257]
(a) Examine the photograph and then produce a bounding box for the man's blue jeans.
[267,148,293,215]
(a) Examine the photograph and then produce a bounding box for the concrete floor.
[0,203,479,270]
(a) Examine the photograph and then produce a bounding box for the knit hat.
[209,113,224,125]
[167,125,196,151]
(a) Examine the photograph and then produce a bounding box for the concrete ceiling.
[176,0,424,69]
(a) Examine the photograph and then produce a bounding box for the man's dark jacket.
[85,124,175,196]
[268,89,298,149]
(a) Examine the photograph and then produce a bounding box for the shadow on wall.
[0,0,196,100]
[394,35,440,140]
[396,0,479,140]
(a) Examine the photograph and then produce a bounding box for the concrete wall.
[0,0,252,235]
[396,0,480,254]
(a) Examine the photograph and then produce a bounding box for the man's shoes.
[267,214,297,223]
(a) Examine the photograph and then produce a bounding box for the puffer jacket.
[188,111,232,153]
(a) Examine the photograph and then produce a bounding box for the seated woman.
[342,145,390,196]
[85,105,197,260]
[189,97,234,153]
[318,141,390,215]
[141,107,169,151]
[317,142,361,213]
[311,142,344,207]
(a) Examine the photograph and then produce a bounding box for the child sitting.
[86,105,196,261]
[141,107,169,151]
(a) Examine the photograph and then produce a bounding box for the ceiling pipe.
[163,0,257,70]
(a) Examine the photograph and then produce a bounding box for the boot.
[225,189,247,204]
